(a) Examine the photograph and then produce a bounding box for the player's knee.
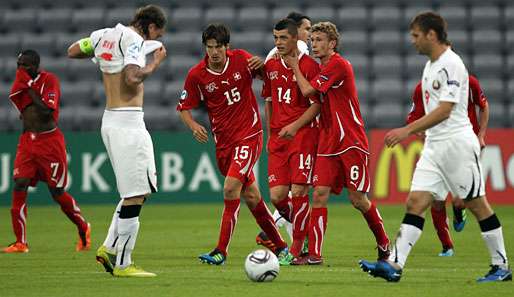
[406,192,431,215]
[13,179,30,191]
[290,185,308,197]
[49,187,64,200]
[348,191,369,211]
[223,185,239,199]
[312,188,329,207]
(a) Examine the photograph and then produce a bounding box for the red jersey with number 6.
[177,49,262,149]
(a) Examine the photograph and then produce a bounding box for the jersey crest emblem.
[206,82,218,93]
[432,79,441,90]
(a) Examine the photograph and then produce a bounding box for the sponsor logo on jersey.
[268,174,277,183]
[269,71,278,80]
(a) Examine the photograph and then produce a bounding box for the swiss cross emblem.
[233,72,241,81]
[269,71,278,80]
[206,82,218,93]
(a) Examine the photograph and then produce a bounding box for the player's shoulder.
[40,71,59,83]
[300,54,319,67]
[468,74,479,86]
[231,49,252,59]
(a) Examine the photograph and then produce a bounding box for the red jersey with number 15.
[261,53,320,130]
[309,53,368,155]
[177,49,262,149]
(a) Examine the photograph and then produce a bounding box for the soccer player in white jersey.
[359,12,511,283]
[256,12,312,251]
[67,5,167,277]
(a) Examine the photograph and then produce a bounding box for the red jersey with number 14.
[309,53,368,155]
[177,49,262,149]
[261,53,320,130]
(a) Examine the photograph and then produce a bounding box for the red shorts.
[313,149,370,195]
[268,126,318,187]
[216,133,263,188]
[13,128,68,188]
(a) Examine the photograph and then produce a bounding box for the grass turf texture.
[0,203,512,297]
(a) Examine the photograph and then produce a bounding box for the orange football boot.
[76,223,91,251]
[3,242,29,253]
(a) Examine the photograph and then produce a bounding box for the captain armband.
[78,37,94,55]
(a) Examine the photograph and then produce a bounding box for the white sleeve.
[297,40,309,55]
[90,29,107,49]
[122,32,145,68]
[265,47,278,63]
[437,63,465,104]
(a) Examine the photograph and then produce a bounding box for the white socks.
[481,227,509,269]
[102,200,123,253]
[116,217,140,269]
[389,223,423,268]
[272,209,293,241]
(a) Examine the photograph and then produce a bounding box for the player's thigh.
[289,127,318,187]
[35,132,68,188]
[226,134,263,187]
[313,155,344,195]
[340,149,371,193]
[410,151,448,202]
[267,141,290,188]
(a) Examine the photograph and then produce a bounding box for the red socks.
[290,195,310,256]
[308,207,327,257]
[431,206,454,249]
[251,198,287,251]
[10,191,28,244]
[363,203,390,249]
[216,199,241,256]
[54,192,88,233]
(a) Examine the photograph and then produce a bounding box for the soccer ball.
[244,249,279,282]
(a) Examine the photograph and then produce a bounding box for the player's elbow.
[67,43,81,59]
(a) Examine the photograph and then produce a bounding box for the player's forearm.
[125,63,159,86]
[179,110,198,131]
[292,103,320,130]
[478,103,489,137]
[291,65,316,97]
[27,89,52,115]
[264,101,272,135]
[67,41,94,59]
[406,102,453,135]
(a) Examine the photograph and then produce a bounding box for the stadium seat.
[105,8,135,28]
[471,54,504,79]
[231,31,266,56]
[487,102,506,127]
[359,102,371,127]
[337,6,368,30]
[479,78,505,103]
[6,108,22,131]
[40,57,68,79]
[58,106,77,131]
[21,33,55,57]
[470,6,501,30]
[507,54,514,77]
[0,82,11,108]
[3,9,37,33]
[355,79,370,104]
[471,30,502,54]
[438,5,468,30]
[60,81,94,108]
[68,59,101,82]
[446,30,469,55]
[37,8,73,33]
[271,7,302,23]
[506,5,514,29]
[144,105,176,131]
[370,30,403,54]
[170,7,203,32]
[72,8,105,34]
[237,6,269,31]
[340,30,368,55]
[371,102,406,128]
[0,34,21,58]
[371,6,402,30]
[507,79,514,103]
[163,32,200,56]
[345,54,369,80]
[142,80,163,106]
[204,7,236,27]
[371,78,405,104]
[75,107,103,131]
[506,30,514,53]
[405,54,426,78]
[403,6,432,25]
[163,81,185,106]
[166,55,198,81]
[305,6,337,24]
[371,54,403,79]
[2,59,17,82]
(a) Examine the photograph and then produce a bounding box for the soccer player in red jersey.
[177,23,290,265]
[3,50,90,253]
[259,19,321,264]
[284,22,390,265]
[407,74,490,256]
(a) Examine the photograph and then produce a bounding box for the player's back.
[181,49,262,148]
[89,24,146,108]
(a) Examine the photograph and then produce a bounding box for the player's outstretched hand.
[191,123,208,143]
[384,127,410,147]
[283,51,299,69]
[247,56,264,70]
[153,46,167,65]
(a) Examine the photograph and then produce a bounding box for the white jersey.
[90,23,146,74]
[265,40,309,63]
[421,48,473,141]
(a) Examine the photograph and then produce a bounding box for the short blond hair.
[311,21,340,49]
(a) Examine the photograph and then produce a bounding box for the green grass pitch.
[0,203,512,297]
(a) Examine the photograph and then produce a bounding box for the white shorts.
[411,131,485,201]
[101,108,157,199]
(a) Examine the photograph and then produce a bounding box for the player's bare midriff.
[21,105,55,133]
[102,72,144,109]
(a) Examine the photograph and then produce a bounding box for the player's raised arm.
[284,52,317,97]
[67,37,95,59]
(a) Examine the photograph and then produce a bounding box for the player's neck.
[429,44,449,62]
[320,51,335,65]
[208,58,227,73]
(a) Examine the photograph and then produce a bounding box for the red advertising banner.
[369,129,514,205]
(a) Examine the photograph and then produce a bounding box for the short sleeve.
[177,71,202,111]
[469,76,488,109]
[34,74,60,110]
[122,32,145,68]
[406,82,425,124]
[261,64,272,100]
[437,64,466,104]
[309,59,346,94]
[90,29,107,49]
